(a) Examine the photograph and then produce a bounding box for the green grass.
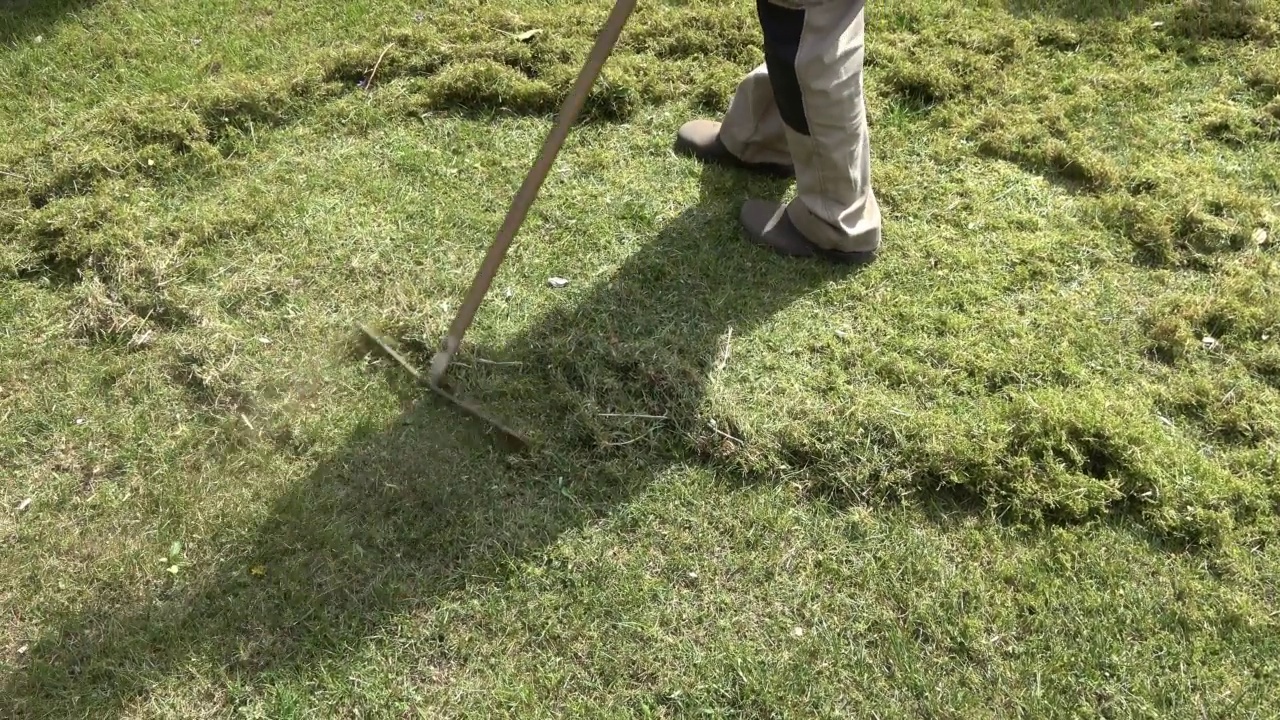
[2,0,1279,717]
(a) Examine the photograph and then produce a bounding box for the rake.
[358,0,639,450]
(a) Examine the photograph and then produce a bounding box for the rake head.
[357,324,531,452]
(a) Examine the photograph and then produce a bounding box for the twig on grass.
[447,348,524,371]
[599,413,668,420]
[708,418,743,445]
[713,326,733,373]
[365,43,396,94]
[602,424,661,447]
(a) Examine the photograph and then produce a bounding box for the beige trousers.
[719,0,882,254]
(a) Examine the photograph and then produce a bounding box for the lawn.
[2,0,1278,717]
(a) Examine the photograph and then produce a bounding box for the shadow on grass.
[3,165,865,714]
[0,0,96,47]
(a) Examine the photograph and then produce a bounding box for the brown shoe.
[740,199,878,265]
[674,120,795,178]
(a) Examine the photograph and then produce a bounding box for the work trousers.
[720,0,882,253]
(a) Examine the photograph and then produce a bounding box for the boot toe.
[674,119,723,158]
[740,200,816,257]
[740,199,879,265]
[674,121,795,178]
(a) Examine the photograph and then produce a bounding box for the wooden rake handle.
[430,0,641,384]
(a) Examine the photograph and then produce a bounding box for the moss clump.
[1097,189,1274,269]
[974,110,1121,193]
[712,387,1272,548]
[1169,0,1279,42]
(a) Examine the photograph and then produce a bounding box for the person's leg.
[673,62,794,178]
[717,62,794,170]
[743,0,882,263]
